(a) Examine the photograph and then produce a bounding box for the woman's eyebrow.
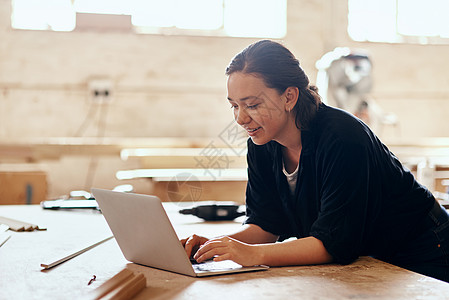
[227,96,259,102]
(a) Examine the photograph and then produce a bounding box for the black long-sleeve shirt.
[243,104,434,264]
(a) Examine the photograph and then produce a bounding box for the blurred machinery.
[316,47,398,135]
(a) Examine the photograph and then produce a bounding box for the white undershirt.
[282,159,299,196]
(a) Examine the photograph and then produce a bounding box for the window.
[11,0,287,38]
[11,0,75,31]
[348,0,449,44]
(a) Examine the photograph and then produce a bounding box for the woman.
[181,40,449,282]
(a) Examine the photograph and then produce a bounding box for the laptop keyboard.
[192,260,242,272]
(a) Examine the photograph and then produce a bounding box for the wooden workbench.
[1,203,449,299]
[0,137,219,162]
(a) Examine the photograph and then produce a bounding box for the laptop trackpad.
[192,260,243,272]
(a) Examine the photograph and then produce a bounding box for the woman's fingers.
[212,252,232,262]
[182,234,208,258]
[193,237,236,263]
[184,235,199,258]
[193,236,262,266]
[194,244,227,263]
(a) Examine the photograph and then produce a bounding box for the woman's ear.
[284,87,299,112]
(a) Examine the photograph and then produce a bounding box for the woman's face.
[227,72,290,145]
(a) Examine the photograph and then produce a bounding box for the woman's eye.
[247,104,259,110]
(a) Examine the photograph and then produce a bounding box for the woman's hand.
[193,236,262,266]
[181,234,209,259]
[181,225,276,265]
[192,235,333,267]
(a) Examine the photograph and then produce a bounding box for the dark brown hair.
[225,40,321,130]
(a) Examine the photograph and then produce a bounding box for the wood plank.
[116,168,247,181]
[137,155,247,169]
[152,180,247,204]
[121,147,247,169]
[0,137,229,161]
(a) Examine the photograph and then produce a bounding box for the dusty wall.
[1,0,448,198]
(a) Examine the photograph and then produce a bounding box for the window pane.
[131,0,176,27]
[397,0,439,37]
[348,0,397,42]
[132,0,223,30]
[12,0,75,31]
[175,0,223,30]
[348,0,449,42]
[434,0,449,38]
[224,0,286,38]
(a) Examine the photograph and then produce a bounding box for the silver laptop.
[91,188,268,277]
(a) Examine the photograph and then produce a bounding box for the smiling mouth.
[247,127,261,134]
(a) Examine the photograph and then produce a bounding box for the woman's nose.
[235,107,250,125]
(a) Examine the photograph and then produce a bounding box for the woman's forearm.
[257,236,333,266]
[227,224,279,244]
[195,224,332,267]
[227,225,333,266]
